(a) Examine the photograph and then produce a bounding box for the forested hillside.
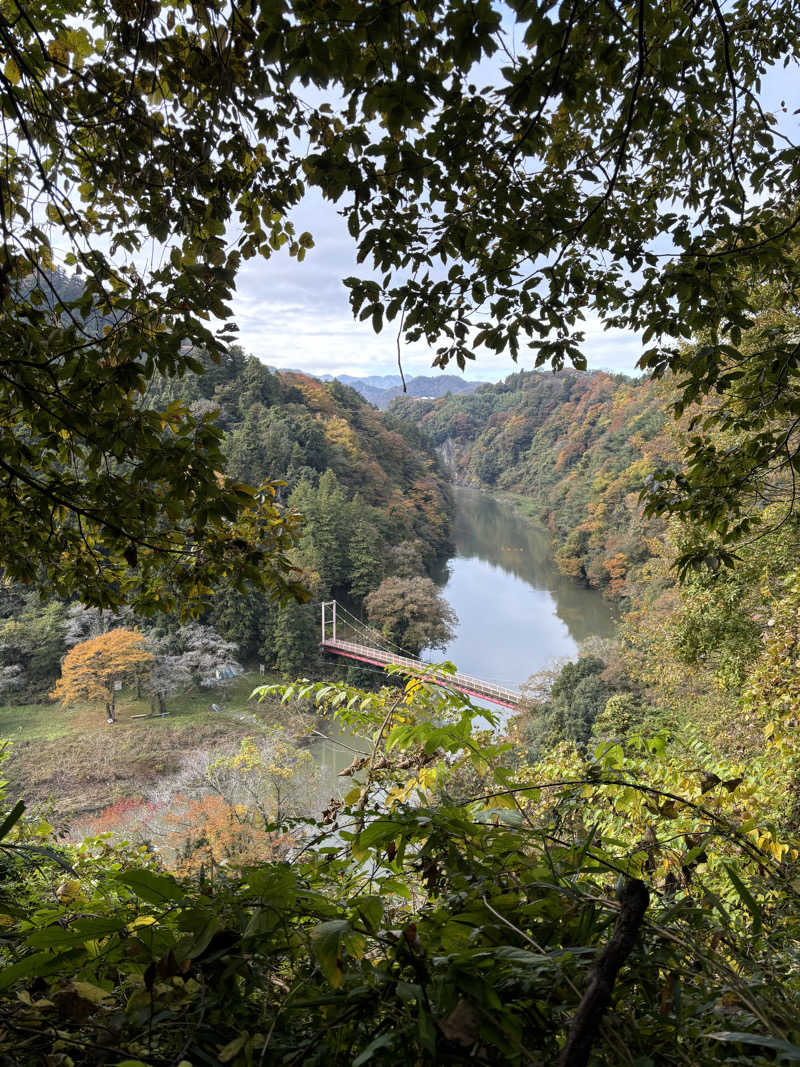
[0,344,453,699]
[393,370,676,600]
[6,0,800,1064]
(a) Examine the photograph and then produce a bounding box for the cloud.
[229,193,644,383]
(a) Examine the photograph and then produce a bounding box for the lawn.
[0,671,273,742]
[0,671,299,820]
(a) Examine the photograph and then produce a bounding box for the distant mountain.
[316,373,486,409]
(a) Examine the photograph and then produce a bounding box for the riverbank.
[0,673,312,822]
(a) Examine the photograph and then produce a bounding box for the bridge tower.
[321,600,337,644]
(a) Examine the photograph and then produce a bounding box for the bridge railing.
[321,636,521,706]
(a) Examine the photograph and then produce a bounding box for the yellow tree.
[50,629,153,724]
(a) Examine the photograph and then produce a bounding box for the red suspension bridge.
[320,601,522,711]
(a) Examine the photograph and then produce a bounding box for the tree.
[4,0,798,607]
[312,471,350,596]
[1,0,313,614]
[387,540,427,579]
[520,656,611,761]
[159,625,243,691]
[158,733,320,874]
[0,597,67,700]
[347,502,385,598]
[364,576,457,656]
[50,629,153,723]
[644,281,800,572]
[271,600,318,676]
[145,637,192,718]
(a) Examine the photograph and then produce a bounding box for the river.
[422,486,615,692]
[312,487,614,778]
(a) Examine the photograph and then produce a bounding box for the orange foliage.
[603,553,629,597]
[164,794,295,875]
[50,628,153,722]
[86,797,156,836]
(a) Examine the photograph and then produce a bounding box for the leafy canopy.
[3,0,799,601]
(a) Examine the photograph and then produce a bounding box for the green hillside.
[393,370,675,599]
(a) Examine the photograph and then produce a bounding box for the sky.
[230,190,645,384]
[224,33,797,387]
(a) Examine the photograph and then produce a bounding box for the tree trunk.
[557,878,649,1067]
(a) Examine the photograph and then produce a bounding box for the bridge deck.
[321,637,521,710]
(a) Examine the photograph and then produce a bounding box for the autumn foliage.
[50,629,153,723]
[165,794,295,876]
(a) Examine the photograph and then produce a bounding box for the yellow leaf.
[4,59,20,85]
[71,981,111,1004]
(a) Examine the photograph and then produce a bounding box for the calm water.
[312,487,615,780]
[422,487,615,691]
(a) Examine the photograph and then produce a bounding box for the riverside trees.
[365,576,457,656]
[50,629,153,723]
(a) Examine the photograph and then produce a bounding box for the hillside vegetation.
[393,370,675,600]
[0,344,453,705]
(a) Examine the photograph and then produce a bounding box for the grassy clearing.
[0,671,272,743]
[0,672,299,821]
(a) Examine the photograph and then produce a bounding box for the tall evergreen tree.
[272,602,318,677]
[347,502,385,599]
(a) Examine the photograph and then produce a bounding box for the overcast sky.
[228,21,647,386]
[231,190,645,384]
[227,54,796,386]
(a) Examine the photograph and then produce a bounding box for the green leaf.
[180,916,222,960]
[311,919,349,988]
[723,863,763,935]
[706,1032,800,1060]
[116,869,184,904]
[0,951,73,991]
[26,916,123,948]
[352,895,383,933]
[353,1033,395,1065]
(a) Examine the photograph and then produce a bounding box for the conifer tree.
[347,502,384,599]
[272,602,317,676]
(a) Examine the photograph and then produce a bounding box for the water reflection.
[313,486,615,783]
[424,486,615,690]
